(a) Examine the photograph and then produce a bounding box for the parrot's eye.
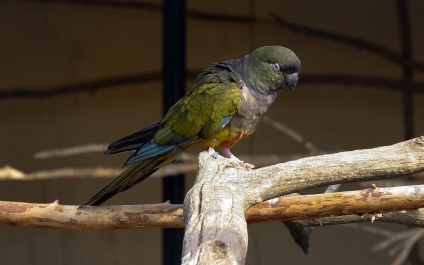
[272,63,280,71]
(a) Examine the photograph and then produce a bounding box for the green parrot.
[82,45,301,206]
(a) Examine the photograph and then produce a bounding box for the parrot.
[82,45,301,207]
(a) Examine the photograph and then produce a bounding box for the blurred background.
[0,0,423,264]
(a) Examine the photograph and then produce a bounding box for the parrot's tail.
[105,121,161,155]
[80,150,176,207]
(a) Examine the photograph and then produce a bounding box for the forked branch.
[182,137,424,264]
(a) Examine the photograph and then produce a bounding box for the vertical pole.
[162,0,186,264]
[396,0,414,139]
[396,4,419,261]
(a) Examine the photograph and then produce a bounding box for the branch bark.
[1,185,424,229]
[0,185,423,232]
[0,138,423,264]
[182,137,424,264]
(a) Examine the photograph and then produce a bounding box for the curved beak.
[284,72,299,91]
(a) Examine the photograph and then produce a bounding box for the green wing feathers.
[155,74,242,144]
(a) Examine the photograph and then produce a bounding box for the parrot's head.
[245,46,301,94]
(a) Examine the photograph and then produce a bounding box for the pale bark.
[181,137,424,265]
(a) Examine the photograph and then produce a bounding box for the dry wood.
[182,137,424,264]
[0,185,424,229]
[0,166,25,179]
[33,144,108,159]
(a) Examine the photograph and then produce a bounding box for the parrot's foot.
[207,147,220,159]
[207,147,254,168]
[229,156,255,169]
[207,147,239,166]
[220,146,255,169]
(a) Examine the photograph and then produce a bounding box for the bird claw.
[240,161,255,169]
[230,157,255,169]
[207,147,255,169]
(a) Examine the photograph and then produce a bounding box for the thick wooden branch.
[247,137,424,205]
[182,137,424,264]
[1,185,424,229]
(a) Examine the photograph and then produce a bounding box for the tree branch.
[270,13,424,72]
[1,138,423,264]
[0,185,424,229]
[182,137,424,264]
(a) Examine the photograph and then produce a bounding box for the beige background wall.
[0,1,423,264]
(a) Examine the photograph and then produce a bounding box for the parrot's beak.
[284,72,299,91]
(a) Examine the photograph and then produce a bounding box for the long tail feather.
[105,121,161,155]
[81,162,145,206]
[81,150,176,206]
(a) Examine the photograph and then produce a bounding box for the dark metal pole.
[396,0,415,140]
[162,0,186,264]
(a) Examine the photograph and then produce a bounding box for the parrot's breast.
[203,83,278,148]
[204,125,252,148]
[229,83,277,134]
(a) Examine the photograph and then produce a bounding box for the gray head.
[244,46,301,94]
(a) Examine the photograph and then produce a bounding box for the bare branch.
[248,185,424,225]
[0,166,25,179]
[0,71,165,100]
[0,200,183,229]
[271,13,424,72]
[182,137,424,264]
[241,137,424,204]
[301,74,424,92]
[262,116,320,153]
[1,185,424,230]
[23,167,123,180]
[347,223,424,265]
[33,144,108,159]
[379,228,424,265]
[372,229,418,253]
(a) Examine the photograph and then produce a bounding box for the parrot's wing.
[105,121,161,155]
[124,73,243,165]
